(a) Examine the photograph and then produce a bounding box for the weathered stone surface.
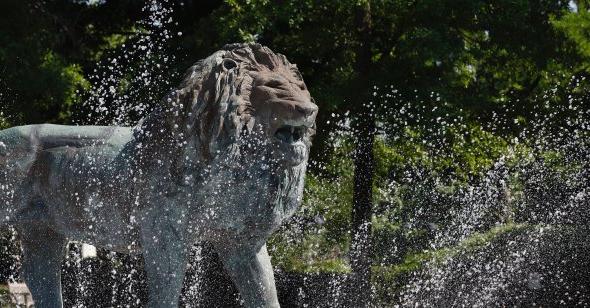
[0,43,317,308]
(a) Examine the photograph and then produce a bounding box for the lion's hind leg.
[18,223,67,308]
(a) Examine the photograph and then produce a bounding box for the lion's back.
[1,123,132,153]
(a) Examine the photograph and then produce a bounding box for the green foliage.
[39,52,90,122]
[91,31,132,61]
[0,114,9,130]
[0,0,91,125]
[375,122,508,186]
[1,48,88,124]
[553,8,590,60]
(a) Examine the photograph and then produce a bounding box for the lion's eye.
[222,59,238,70]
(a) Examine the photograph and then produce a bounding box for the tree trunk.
[349,1,375,306]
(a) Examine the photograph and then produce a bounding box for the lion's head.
[141,44,318,173]
[137,43,317,174]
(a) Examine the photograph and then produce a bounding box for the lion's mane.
[133,43,308,181]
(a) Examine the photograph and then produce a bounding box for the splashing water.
[65,1,210,306]
[1,2,589,307]
[268,80,589,306]
[76,0,179,127]
[391,102,590,307]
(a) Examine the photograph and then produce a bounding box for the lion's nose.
[295,103,318,118]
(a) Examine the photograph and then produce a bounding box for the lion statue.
[0,43,317,308]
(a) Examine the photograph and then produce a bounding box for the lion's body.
[0,44,317,308]
[0,124,139,250]
[0,123,305,250]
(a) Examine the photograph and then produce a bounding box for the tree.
[0,0,86,125]
[347,1,376,304]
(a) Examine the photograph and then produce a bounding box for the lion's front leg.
[216,243,280,308]
[140,206,189,308]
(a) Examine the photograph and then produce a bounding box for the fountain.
[0,40,317,307]
[1,1,589,307]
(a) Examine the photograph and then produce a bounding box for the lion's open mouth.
[272,124,309,166]
[274,125,306,144]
